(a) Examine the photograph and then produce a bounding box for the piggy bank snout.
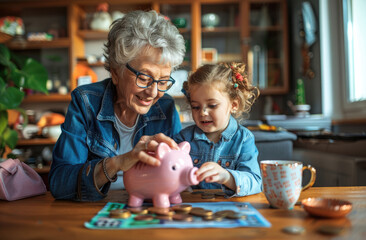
[183,167,199,186]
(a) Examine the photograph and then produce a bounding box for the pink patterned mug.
[260,160,316,209]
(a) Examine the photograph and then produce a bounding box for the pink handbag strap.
[0,159,20,175]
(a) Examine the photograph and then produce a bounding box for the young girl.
[174,63,261,197]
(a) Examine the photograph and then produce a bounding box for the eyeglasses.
[126,63,175,92]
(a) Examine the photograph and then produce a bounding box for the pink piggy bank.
[123,141,199,208]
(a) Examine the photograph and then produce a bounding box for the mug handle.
[302,165,316,191]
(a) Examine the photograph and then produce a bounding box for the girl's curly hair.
[182,63,260,119]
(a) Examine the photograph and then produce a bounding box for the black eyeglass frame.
[125,63,175,92]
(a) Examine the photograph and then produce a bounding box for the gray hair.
[104,10,185,72]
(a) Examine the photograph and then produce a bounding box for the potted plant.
[0,43,48,159]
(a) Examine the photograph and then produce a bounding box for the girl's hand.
[195,162,232,185]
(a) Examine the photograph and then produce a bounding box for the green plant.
[0,43,48,158]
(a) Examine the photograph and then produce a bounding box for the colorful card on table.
[84,202,271,229]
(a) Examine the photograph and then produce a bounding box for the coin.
[202,215,223,221]
[127,207,148,215]
[172,214,193,222]
[317,225,344,235]
[172,204,192,213]
[214,191,226,197]
[109,209,131,219]
[214,210,235,218]
[147,207,174,216]
[190,207,204,212]
[134,214,155,221]
[201,193,215,199]
[226,212,247,220]
[189,208,213,217]
[282,226,305,235]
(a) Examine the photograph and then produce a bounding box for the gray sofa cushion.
[252,131,297,162]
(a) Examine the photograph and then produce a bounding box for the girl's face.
[189,83,238,142]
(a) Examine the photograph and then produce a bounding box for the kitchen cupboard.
[0,0,288,172]
[0,0,289,98]
[0,1,73,103]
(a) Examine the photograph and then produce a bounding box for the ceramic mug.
[260,160,316,209]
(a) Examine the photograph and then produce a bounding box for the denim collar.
[97,78,166,123]
[193,115,238,143]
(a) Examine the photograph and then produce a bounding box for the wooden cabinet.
[0,1,74,103]
[155,0,289,95]
[243,0,289,95]
[0,0,289,96]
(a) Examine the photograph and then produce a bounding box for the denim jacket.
[174,116,262,197]
[49,78,182,201]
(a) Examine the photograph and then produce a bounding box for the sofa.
[252,130,297,162]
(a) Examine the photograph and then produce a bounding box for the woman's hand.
[119,133,179,171]
[95,133,178,188]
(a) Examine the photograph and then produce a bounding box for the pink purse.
[0,158,46,201]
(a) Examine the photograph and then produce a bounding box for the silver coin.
[282,226,305,235]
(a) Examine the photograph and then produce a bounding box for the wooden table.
[0,187,365,240]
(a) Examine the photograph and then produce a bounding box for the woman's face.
[112,48,172,117]
[189,83,238,142]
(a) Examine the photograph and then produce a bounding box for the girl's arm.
[223,131,262,197]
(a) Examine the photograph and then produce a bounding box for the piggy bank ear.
[178,141,191,154]
[157,142,171,160]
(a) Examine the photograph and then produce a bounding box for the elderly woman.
[49,10,185,201]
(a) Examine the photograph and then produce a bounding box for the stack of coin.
[147,207,175,216]
[172,213,193,222]
[214,191,226,197]
[108,204,248,223]
[134,214,155,221]
[109,209,131,219]
[171,204,192,214]
[189,207,213,218]
[127,207,148,215]
[201,192,215,199]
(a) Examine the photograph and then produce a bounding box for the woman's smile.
[136,95,153,106]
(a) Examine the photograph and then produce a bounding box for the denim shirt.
[174,116,262,197]
[49,78,182,201]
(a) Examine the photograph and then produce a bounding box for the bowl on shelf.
[202,13,220,28]
[42,125,62,141]
[301,198,353,218]
[172,18,187,28]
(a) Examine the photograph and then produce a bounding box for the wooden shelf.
[6,38,70,50]
[22,93,71,103]
[78,30,108,40]
[202,26,240,33]
[178,28,190,34]
[17,138,57,146]
[33,165,51,174]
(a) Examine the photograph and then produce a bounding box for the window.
[342,0,366,103]
[320,0,366,119]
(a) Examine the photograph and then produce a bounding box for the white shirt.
[110,113,139,190]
